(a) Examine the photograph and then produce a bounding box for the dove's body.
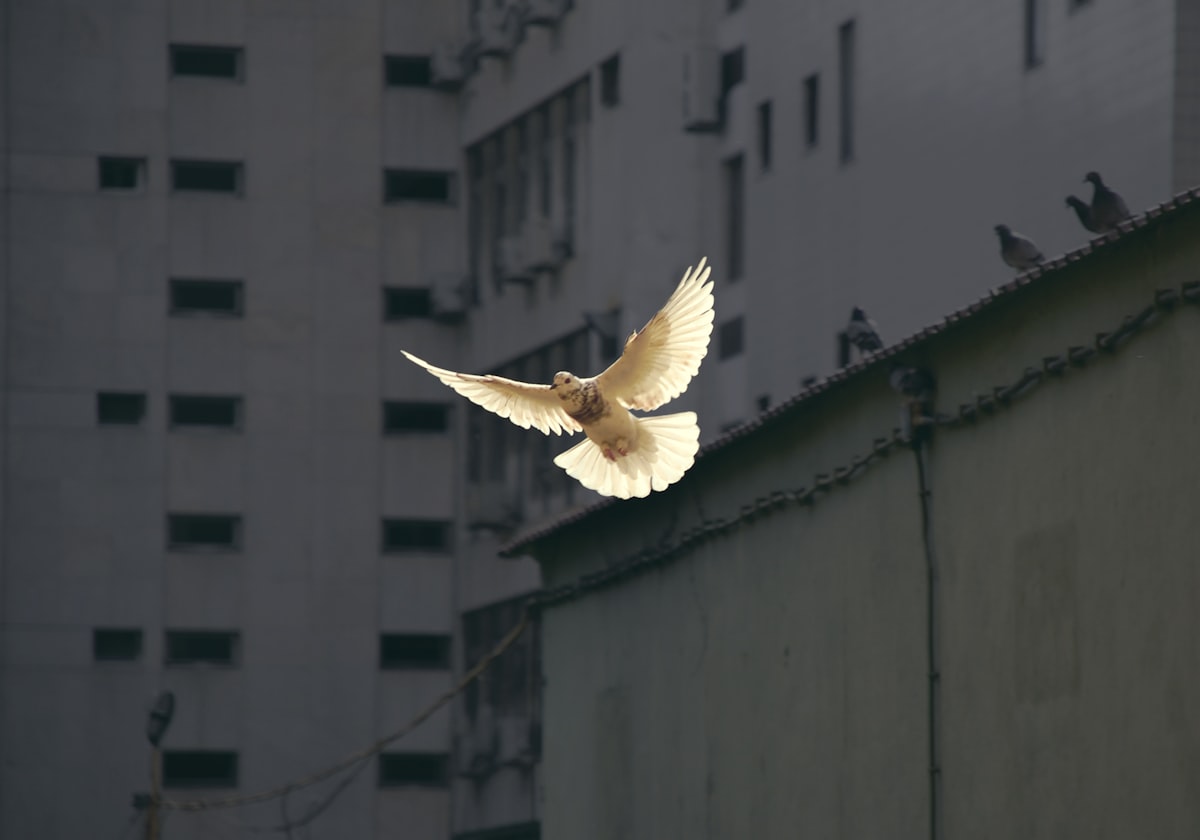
[402,258,715,499]
[559,381,631,456]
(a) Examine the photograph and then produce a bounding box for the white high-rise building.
[1,1,1195,839]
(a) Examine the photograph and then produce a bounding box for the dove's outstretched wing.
[595,257,715,412]
[402,351,582,436]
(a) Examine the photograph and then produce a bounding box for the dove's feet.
[601,444,630,461]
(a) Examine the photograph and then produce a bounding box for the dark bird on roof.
[994,224,1044,271]
[1084,171,1131,232]
[845,307,884,355]
[1065,195,1101,234]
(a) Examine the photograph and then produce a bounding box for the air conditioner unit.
[524,0,568,26]
[466,481,522,528]
[682,44,721,132]
[521,217,560,272]
[478,3,520,58]
[431,42,466,90]
[497,234,534,285]
[429,272,468,320]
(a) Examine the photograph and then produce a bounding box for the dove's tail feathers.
[553,412,700,499]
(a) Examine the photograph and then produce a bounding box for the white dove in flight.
[402,258,715,499]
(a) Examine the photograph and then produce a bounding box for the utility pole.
[141,691,175,840]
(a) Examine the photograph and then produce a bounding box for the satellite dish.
[146,691,175,747]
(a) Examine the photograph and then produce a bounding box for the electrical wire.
[528,279,1200,612]
[151,279,1198,832]
[159,608,530,814]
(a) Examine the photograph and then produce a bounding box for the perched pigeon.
[1065,195,1101,234]
[1084,171,1131,232]
[403,259,715,499]
[845,307,884,354]
[994,224,1044,271]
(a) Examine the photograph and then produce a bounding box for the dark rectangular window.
[803,74,820,148]
[379,634,451,670]
[384,54,433,87]
[378,753,449,787]
[719,316,745,360]
[467,146,484,296]
[167,514,242,551]
[491,132,509,289]
[720,47,745,97]
[170,44,243,80]
[98,156,145,190]
[1024,0,1045,68]
[383,287,434,320]
[165,631,239,666]
[172,160,243,194]
[162,751,239,788]
[724,155,745,281]
[169,395,242,429]
[97,392,147,426]
[515,118,529,226]
[838,20,856,163]
[537,105,552,218]
[169,279,244,317]
[599,53,620,107]
[93,628,143,661]
[757,100,772,170]
[383,402,450,434]
[382,518,452,552]
[562,91,576,244]
[384,169,455,204]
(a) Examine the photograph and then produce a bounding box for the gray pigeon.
[1065,195,1100,234]
[845,307,884,354]
[1084,171,1131,232]
[994,224,1044,271]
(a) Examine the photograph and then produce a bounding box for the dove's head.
[994,224,1012,238]
[1084,171,1103,186]
[551,372,582,397]
[850,306,866,322]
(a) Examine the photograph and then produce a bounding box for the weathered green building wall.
[521,196,1200,839]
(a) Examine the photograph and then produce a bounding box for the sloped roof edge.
[501,185,1200,557]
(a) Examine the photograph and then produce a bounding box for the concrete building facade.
[452,2,1197,832]
[1,0,1198,839]
[511,192,1200,839]
[0,1,475,838]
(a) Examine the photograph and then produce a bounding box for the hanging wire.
[529,281,1199,612]
[159,609,530,814]
[150,280,1199,833]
